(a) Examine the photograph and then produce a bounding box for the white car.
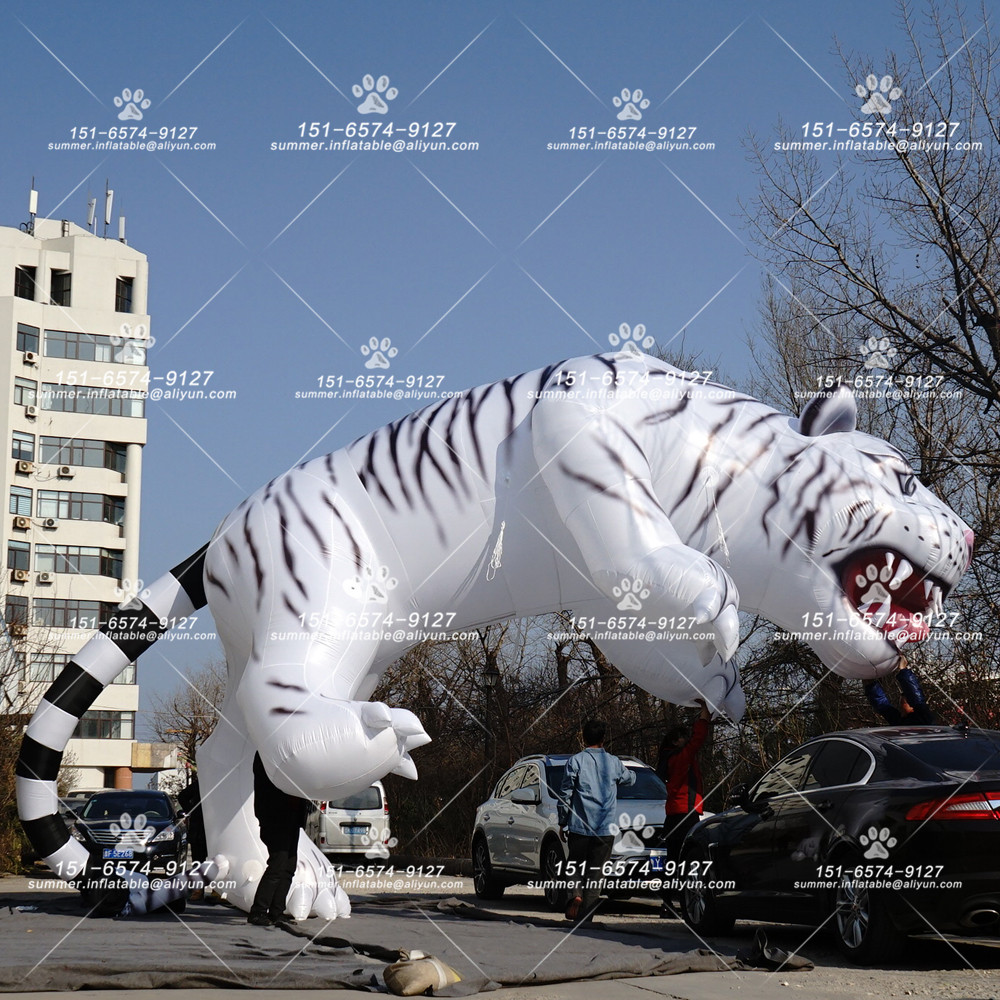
[472,754,669,909]
[306,781,391,856]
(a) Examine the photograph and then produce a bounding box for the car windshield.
[81,796,170,820]
[898,735,1000,775]
[545,764,665,800]
[328,786,382,811]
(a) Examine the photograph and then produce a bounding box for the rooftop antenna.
[118,214,126,244]
[86,195,96,231]
[26,178,37,235]
[104,181,113,238]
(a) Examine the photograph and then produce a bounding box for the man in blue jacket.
[558,719,636,923]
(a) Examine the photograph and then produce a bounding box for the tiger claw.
[714,605,740,661]
[391,752,418,780]
[361,701,393,729]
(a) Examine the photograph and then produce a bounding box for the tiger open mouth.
[838,547,944,648]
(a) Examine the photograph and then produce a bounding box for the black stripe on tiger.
[43,663,104,718]
[172,544,209,609]
[16,735,63,781]
[21,815,74,860]
[105,601,170,662]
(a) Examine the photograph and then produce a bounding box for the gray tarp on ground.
[0,884,810,993]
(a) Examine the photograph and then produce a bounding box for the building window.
[49,269,71,307]
[112,662,136,684]
[35,545,123,578]
[16,323,40,353]
[28,653,70,684]
[9,486,32,517]
[36,491,124,525]
[33,599,115,630]
[14,266,37,300]
[44,329,144,365]
[115,276,134,313]
[6,595,28,625]
[41,384,145,418]
[39,437,127,473]
[74,710,134,740]
[8,540,30,572]
[12,432,35,462]
[14,378,37,407]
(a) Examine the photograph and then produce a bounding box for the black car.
[70,790,188,873]
[679,726,1000,964]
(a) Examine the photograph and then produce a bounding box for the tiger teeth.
[888,559,913,590]
[924,580,934,599]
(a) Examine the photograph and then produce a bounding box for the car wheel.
[832,867,907,964]
[541,839,567,910]
[472,837,505,899]
[679,848,734,935]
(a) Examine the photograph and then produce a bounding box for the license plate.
[342,825,368,836]
[647,851,667,872]
[103,848,133,859]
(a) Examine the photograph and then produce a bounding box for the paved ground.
[3,870,1000,997]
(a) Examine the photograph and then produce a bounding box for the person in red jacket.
[655,701,712,916]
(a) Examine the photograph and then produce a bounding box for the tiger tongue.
[883,602,930,644]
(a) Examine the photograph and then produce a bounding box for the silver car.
[472,753,668,909]
[306,781,392,856]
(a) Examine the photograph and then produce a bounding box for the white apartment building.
[0,215,149,790]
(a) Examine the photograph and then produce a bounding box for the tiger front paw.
[615,545,740,661]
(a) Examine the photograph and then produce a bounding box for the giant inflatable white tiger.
[18,351,973,918]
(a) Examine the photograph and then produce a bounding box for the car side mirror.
[740,785,772,815]
[727,782,749,809]
[510,787,540,805]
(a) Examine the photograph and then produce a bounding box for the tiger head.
[738,386,973,679]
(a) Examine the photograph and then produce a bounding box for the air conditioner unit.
[57,466,73,478]
[42,517,56,529]
[15,460,34,475]
[24,405,37,418]
[11,569,29,583]
[37,572,54,584]
[23,351,38,365]
[13,516,30,530]
[9,622,28,637]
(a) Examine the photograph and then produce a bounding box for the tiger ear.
[799,385,857,436]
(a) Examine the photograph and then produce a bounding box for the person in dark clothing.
[655,701,712,916]
[248,752,310,926]
[177,776,207,864]
[864,659,936,725]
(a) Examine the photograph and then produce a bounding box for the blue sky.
[0,0,956,736]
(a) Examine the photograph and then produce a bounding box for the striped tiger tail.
[16,544,209,883]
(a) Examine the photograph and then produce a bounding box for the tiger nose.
[964,528,975,569]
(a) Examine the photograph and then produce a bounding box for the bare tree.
[0,615,80,872]
[747,1,1000,407]
[739,0,1000,743]
[149,658,227,779]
